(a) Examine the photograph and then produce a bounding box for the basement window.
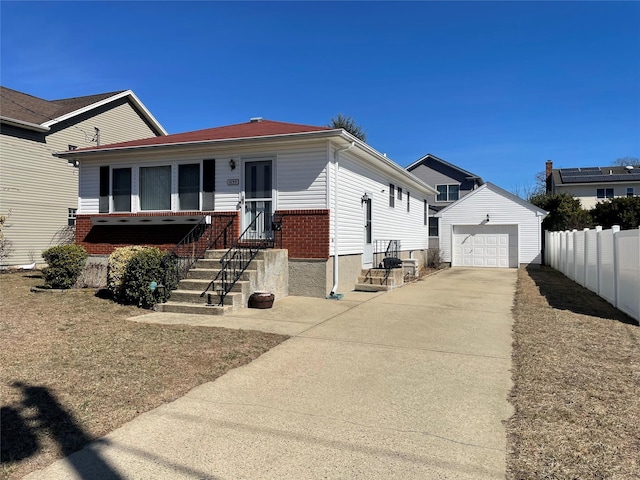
[68,208,77,227]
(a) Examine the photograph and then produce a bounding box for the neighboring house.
[435,183,548,268]
[55,118,438,297]
[406,153,484,248]
[0,86,166,266]
[545,160,640,209]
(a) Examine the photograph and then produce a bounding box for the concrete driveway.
[25,268,517,479]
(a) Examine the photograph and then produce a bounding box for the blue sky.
[2,1,639,194]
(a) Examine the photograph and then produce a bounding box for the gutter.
[0,116,50,132]
[328,141,355,299]
[53,128,345,158]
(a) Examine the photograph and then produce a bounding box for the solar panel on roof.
[561,173,640,183]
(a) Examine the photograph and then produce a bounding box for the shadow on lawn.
[1,382,122,479]
[526,266,638,326]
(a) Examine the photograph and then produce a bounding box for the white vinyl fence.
[545,226,640,322]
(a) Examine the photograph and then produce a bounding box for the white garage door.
[452,225,518,268]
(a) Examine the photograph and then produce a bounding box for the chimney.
[545,160,553,193]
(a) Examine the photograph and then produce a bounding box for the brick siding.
[76,209,330,259]
[277,209,330,259]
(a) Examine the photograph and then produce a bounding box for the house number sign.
[227,179,240,186]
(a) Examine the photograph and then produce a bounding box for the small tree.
[0,211,13,264]
[530,192,592,231]
[590,197,640,230]
[327,114,366,142]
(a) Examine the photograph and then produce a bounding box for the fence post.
[582,228,589,287]
[612,225,620,308]
[637,227,640,323]
[571,228,578,283]
[595,225,602,295]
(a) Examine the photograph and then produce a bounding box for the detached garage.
[435,183,547,268]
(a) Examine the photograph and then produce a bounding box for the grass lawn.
[508,267,639,480]
[0,272,288,479]
[3,267,638,479]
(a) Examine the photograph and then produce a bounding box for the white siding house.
[58,119,437,297]
[436,183,548,268]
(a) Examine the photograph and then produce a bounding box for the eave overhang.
[0,116,50,132]
[55,127,438,197]
[43,90,167,136]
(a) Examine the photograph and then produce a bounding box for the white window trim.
[137,164,173,212]
[109,161,204,213]
[596,187,614,199]
[435,183,461,203]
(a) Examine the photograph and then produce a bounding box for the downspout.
[329,141,355,298]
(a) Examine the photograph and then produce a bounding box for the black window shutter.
[99,166,109,213]
[202,159,215,211]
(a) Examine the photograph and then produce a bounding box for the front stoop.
[355,267,404,292]
[156,249,288,316]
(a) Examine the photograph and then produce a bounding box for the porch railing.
[200,212,271,306]
[373,239,401,269]
[161,215,235,292]
[373,239,402,286]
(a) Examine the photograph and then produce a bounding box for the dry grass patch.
[0,272,288,479]
[508,267,639,480]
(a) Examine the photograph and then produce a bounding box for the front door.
[243,159,273,239]
[363,196,373,266]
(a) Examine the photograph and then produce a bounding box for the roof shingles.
[73,119,335,151]
[0,86,125,125]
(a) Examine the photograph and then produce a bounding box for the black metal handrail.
[200,212,271,306]
[161,215,235,293]
[372,239,402,286]
[373,239,401,269]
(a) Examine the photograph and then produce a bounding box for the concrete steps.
[354,267,404,292]
[155,248,288,316]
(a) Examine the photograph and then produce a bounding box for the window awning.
[90,215,209,225]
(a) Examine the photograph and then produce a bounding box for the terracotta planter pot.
[249,291,274,309]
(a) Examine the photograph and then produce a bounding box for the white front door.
[243,159,273,239]
[363,196,373,266]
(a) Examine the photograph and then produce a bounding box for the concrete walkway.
[25,268,517,479]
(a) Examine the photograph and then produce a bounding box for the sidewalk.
[25,268,517,479]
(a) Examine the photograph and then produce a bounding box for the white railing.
[545,226,640,322]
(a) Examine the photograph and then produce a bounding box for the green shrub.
[120,247,171,309]
[107,246,146,298]
[160,252,181,293]
[41,244,88,289]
